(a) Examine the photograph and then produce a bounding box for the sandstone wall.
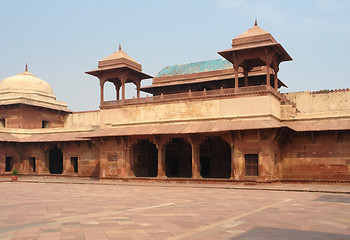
[100,95,281,127]
[280,131,350,180]
[0,105,68,129]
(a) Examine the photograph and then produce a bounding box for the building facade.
[1,23,350,182]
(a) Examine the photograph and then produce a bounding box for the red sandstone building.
[1,22,350,182]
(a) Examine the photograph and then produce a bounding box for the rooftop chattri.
[0,64,55,98]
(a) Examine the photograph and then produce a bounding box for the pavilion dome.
[0,66,68,111]
[0,68,55,99]
[234,23,270,39]
[97,45,142,72]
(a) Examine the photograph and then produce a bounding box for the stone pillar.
[125,146,134,177]
[157,146,166,178]
[229,132,245,180]
[233,147,244,180]
[230,145,234,179]
[62,143,68,175]
[153,136,167,178]
[273,60,279,90]
[263,55,272,89]
[120,137,135,178]
[234,66,239,91]
[191,143,201,179]
[114,82,121,101]
[244,69,249,87]
[122,82,126,101]
[242,64,252,87]
[227,132,235,179]
[119,75,128,102]
[189,136,201,179]
[22,155,28,174]
[37,145,45,174]
[135,80,141,99]
[99,79,106,105]
[99,154,108,178]
[266,64,270,88]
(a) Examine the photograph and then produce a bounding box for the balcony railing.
[101,85,282,109]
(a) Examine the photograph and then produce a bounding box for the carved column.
[242,63,253,87]
[99,141,108,178]
[243,69,249,87]
[272,60,280,90]
[118,71,128,102]
[134,79,141,99]
[122,137,135,177]
[121,79,126,101]
[263,56,272,87]
[99,78,106,105]
[157,146,166,178]
[266,62,271,88]
[62,142,68,175]
[234,66,239,91]
[228,132,235,179]
[229,131,244,180]
[232,54,241,92]
[153,136,167,178]
[189,135,201,179]
[114,82,121,101]
[125,146,133,177]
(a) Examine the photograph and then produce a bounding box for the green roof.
[155,59,233,78]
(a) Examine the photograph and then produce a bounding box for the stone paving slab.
[0,180,349,239]
[1,176,350,194]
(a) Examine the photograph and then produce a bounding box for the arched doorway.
[49,147,63,174]
[200,136,231,178]
[132,140,158,177]
[165,138,191,178]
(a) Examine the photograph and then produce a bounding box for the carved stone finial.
[25,63,28,72]
[119,44,121,51]
[254,19,258,26]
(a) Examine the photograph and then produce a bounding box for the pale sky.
[1,0,349,111]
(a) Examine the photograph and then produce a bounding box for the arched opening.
[132,140,158,177]
[49,147,63,174]
[124,82,138,99]
[104,81,117,101]
[165,138,191,178]
[200,136,231,178]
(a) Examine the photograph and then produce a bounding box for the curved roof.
[155,59,233,78]
[0,67,68,111]
[0,70,55,98]
[101,45,139,64]
[234,24,270,39]
[97,45,142,72]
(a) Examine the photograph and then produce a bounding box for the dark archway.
[132,140,158,177]
[49,147,63,174]
[165,138,191,178]
[200,136,231,178]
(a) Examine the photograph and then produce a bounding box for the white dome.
[0,70,55,99]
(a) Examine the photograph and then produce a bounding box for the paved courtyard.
[0,181,349,240]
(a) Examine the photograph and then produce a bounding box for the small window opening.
[29,157,36,172]
[71,157,78,173]
[5,156,13,172]
[0,118,5,128]
[245,154,259,176]
[42,120,49,128]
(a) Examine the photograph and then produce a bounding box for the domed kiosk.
[0,65,69,129]
[0,69,55,98]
